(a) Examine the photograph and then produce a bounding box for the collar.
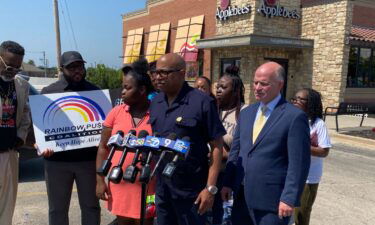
[260,94,281,112]
[157,82,191,105]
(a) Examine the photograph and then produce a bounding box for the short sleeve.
[203,98,226,141]
[316,119,332,148]
[103,105,122,128]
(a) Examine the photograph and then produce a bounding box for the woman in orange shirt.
[96,59,156,225]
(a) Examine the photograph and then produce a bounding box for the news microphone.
[149,133,177,179]
[123,130,149,183]
[108,130,136,184]
[97,130,124,176]
[162,137,190,178]
[139,132,160,183]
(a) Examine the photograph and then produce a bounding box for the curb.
[329,130,375,149]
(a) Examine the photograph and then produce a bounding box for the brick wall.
[212,47,313,104]
[301,0,353,108]
[352,5,375,28]
[122,0,217,77]
[217,0,301,38]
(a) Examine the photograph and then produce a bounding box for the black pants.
[155,188,206,225]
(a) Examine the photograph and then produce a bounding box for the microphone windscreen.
[128,129,137,136]
[117,130,124,137]
[138,130,149,138]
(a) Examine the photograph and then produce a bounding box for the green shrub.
[86,64,122,89]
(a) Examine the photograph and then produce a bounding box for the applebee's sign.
[216,0,251,21]
[258,0,300,19]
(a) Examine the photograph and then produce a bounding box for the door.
[264,58,289,98]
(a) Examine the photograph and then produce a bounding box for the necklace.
[0,80,16,106]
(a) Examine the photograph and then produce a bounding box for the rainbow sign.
[43,96,106,126]
[29,90,112,152]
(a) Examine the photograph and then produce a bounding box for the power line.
[60,3,74,50]
[63,0,79,51]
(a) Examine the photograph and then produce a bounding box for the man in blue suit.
[221,62,310,225]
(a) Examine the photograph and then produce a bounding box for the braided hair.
[301,88,323,126]
[222,65,245,121]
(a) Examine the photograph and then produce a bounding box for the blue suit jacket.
[223,98,310,212]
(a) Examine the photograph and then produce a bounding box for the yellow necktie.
[253,106,267,143]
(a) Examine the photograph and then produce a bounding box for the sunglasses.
[0,55,22,73]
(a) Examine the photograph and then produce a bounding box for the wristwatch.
[206,185,218,195]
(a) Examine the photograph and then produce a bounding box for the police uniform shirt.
[149,82,226,199]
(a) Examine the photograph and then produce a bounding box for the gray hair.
[275,66,285,82]
[0,41,25,56]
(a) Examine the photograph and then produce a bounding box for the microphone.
[139,132,160,183]
[162,137,190,178]
[123,130,149,183]
[108,130,136,184]
[97,130,124,176]
[149,133,177,179]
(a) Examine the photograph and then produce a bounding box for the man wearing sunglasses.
[0,40,31,225]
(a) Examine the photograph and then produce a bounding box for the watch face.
[208,186,218,195]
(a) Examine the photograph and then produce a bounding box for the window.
[220,58,241,76]
[347,46,375,88]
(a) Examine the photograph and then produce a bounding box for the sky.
[0,0,147,68]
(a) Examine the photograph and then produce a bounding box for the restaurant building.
[122,0,375,107]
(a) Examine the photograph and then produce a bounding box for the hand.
[34,144,54,157]
[221,186,232,202]
[96,180,110,201]
[194,188,214,215]
[278,201,294,219]
[310,132,318,147]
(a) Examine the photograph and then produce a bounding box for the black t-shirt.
[41,76,100,162]
[0,78,17,150]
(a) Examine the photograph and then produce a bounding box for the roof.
[21,63,45,73]
[350,26,375,43]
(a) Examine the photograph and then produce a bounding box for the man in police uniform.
[149,53,225,225]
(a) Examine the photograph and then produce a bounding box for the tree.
[86,64,122,89]
[27,59,35,66]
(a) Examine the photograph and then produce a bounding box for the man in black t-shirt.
[0,41,31,225]
[39,51,100,225]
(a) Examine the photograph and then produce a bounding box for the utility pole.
[42,51,47,77]
[53,0,62,76]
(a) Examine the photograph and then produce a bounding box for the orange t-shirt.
[103,104,156,218]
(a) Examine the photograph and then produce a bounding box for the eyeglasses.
[0,55,22,74]
[290,96,308,103]
[154,69,183,78]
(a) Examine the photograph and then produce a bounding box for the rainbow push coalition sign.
[29,90,112,152]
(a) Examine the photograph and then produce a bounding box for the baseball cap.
[60,51,86,67]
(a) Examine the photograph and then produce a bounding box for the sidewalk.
[324,115,375,148]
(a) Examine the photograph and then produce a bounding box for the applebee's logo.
[258,0,300,19]
[216,0,251,21]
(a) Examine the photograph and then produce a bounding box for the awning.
[350,26,375,47]
[197,34,314,49]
